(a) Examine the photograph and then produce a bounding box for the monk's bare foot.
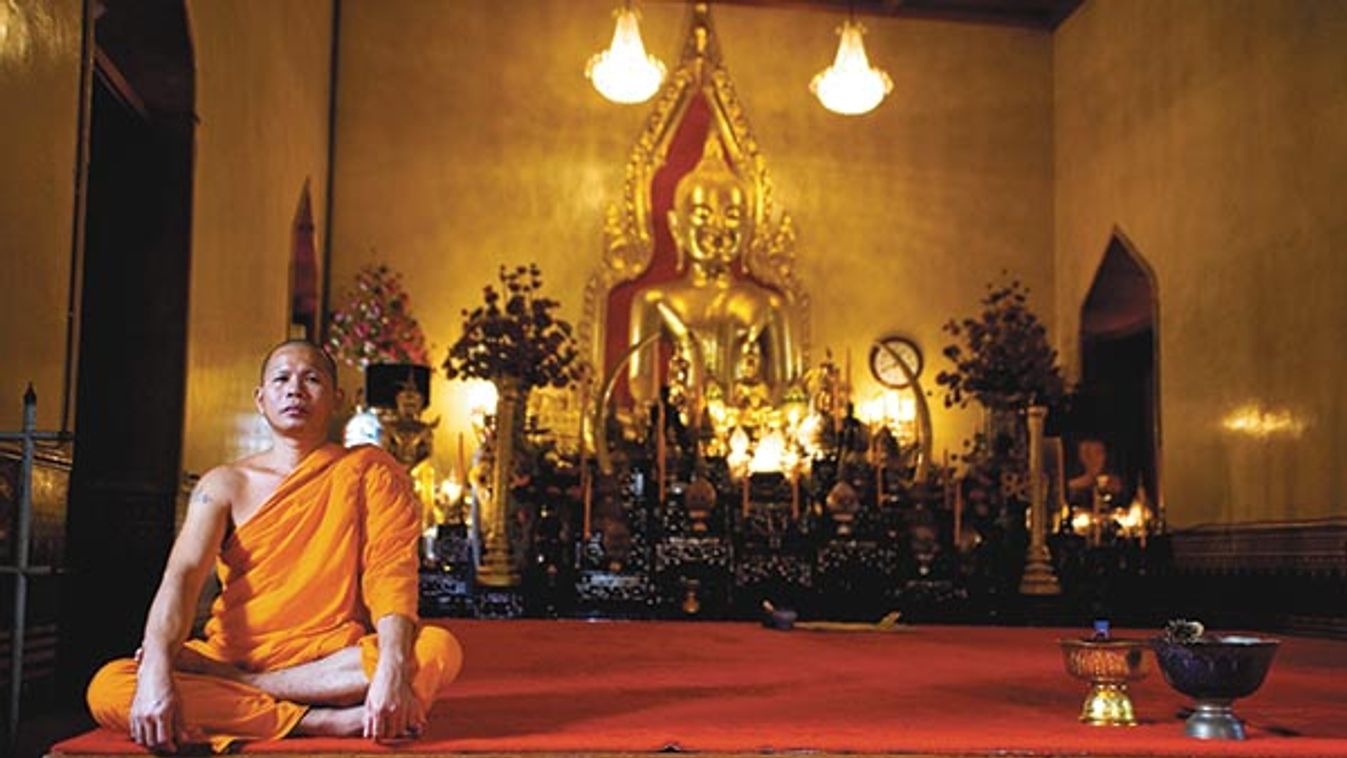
[172,646,245,681]
[294,706,364,737]
[376,724,424,745]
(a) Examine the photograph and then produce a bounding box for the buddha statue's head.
[669,133,754,277]
[395,381,426,421]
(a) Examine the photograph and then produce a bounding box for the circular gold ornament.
[869,335,923,389]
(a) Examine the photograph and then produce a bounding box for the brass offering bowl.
[1150,634,1280,740]
[1059,638,1150,726]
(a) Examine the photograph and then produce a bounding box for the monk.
[86,340,462,753]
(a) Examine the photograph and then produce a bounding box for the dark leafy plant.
[935,274,1065,412]
[443,264,580,390]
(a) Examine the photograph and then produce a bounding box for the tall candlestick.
[650,344,660,409]
[942,449,952,514]
[953,477,963,550]
[875,465,884,510]
[576,381,589,458]
[742,474,750,518]
[845,347,853,399]
[1091,478,1105,547]
[582,463,592,538]
[1019,405,1060,595]
[790,470,800,520]
[457,433,467,475]
[656,396,667,506]
[1138,490,1148,550]
[832,380,842,436]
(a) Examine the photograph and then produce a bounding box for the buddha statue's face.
[735,339,762,382]
[669,134,754,276]
[396,386,425,419]
[676,178,751,271]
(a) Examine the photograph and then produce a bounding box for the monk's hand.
[363,663,426,742]
[130,662,185,754]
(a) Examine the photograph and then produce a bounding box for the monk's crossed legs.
[87,626,462,748]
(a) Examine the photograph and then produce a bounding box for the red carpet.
[51,620,1347,757]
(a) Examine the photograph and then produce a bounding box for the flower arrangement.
[443,264,580,390]
[327,263,431,368]
[935,274,1065,412]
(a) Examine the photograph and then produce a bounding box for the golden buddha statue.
[378,381,441,527]
[382,381,438,469]
[628,134,799,414]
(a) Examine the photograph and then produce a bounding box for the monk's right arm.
[129,467,231,752]
[139,467,230,667]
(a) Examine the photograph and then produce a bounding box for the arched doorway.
[59,0,195,702]
[1075,232,1161,522]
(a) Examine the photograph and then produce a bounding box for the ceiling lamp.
[810,19,893,116]
[586,3,667,104]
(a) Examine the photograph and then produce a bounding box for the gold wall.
[179,0,334,475]
[330,0,1055,473]
[0,0,83,431]
[1054,0,1347,526]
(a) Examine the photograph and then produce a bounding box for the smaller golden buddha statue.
[382,381,439,469]
[378,381,441,527]
[731,335,771,417]
[628,133,799,416]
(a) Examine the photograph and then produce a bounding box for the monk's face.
[254,344,340,437]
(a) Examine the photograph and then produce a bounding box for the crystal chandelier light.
[586,3,667,104]
[810,19,893,116]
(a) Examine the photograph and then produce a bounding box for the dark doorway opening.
[58,0,195,705]
[1074,233,1160,519]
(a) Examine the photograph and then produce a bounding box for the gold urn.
[1059,638,1150,726]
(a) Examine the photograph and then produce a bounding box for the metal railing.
[0,386,72,748]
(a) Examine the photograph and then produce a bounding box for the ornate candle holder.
[1059,638,1150,726]
[1151,634,1280,740]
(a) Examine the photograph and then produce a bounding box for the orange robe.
[86,445,462,752]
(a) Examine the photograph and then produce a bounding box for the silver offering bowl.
[1150,634,1280,740]
[1059,638,1150,726]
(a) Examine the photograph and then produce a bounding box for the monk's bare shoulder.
[188,463,244,514]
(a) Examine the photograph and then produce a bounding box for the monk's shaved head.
[259,340,338,384]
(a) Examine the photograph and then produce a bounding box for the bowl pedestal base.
[1186,699,1246,740]
[1080,683,1138,726]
